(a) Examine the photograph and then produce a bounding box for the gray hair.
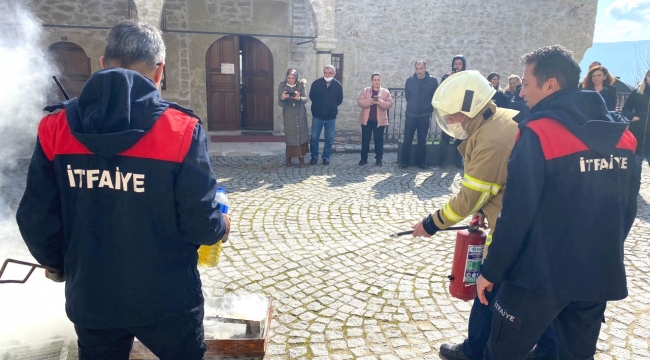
[324,64,336,72]
[104,20,165,70]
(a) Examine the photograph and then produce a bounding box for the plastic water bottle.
[198,187,229,267]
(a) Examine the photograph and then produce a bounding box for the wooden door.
[206,36,241,131]
[241,37,273,131]
[48,42,91,100]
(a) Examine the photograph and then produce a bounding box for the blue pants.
[310,117,336,160]
[75,306,205,360]
[461,283,558,360]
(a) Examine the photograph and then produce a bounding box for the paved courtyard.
[1,152,650,359]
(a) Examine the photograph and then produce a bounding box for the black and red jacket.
[481,88,638,302]
[16,68,226,328]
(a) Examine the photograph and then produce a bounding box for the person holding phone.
[441,54,466,83]
[278,68,309,167]
[439,55,467,168]
[357,72,393,166]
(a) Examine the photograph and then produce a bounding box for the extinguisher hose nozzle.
[390,230,413,237]
[389,225,470,237]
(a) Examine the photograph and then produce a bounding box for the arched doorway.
[205,36,273,132]
[48,42,92,100]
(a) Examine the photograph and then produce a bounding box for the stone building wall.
[331,0,597,135]
[160,0,191,107]
[25,0,138,93]
[288,0,317,89]
[28,0,596,140]
[161,0,317,134]
[29,0,132,27]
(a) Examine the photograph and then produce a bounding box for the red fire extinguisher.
[447,216,487,301]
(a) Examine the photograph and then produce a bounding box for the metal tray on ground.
[129,296,273,359]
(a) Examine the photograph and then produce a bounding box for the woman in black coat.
[580,65,617,111]
[622,68,650,179]
[487,72,509,108]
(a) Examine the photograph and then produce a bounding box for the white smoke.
[0,0,58,164]
[0,1,75,354]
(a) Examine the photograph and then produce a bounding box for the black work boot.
[310,157,318,165]
[439,343,469,360]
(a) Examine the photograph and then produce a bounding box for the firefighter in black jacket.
[16,20,229,359]
[477,45,639,359]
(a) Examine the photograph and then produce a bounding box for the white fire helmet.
[432,70,496,139]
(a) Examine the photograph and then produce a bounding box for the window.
[160,65,167,90]
[331,54,343,83]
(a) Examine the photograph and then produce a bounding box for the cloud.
[606,0,650,23]
[594,19,646,42]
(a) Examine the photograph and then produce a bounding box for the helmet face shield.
[431,70,496,139]
[435,108,469,140]
[434,107,455,138]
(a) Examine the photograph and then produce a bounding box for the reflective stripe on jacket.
[432,104,519,257]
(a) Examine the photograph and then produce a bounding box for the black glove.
[422,213,440,236]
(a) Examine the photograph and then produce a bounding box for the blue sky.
[594,0,650,43]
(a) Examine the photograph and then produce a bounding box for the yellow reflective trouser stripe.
[463,174,501,196]
[442,203,463,223]
[486,234,493,247]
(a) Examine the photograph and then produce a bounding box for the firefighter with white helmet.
[411,70,557,360]
[411,70,518,243]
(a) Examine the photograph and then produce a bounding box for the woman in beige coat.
[357,73,393,166]
[278,69,309,167]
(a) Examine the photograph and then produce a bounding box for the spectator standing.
[440,55,467,167]
[357,72,393,166]
[504,75,521,99]
[309,65,343,166]
[441,55,467,82]
[278,68,309,168]
[581,65,617,111]
[400,61,439,168]
[622,68,650,180]
[487,72,510,108]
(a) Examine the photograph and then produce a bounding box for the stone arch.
[131,0,164,26]
[309,0,335,39]
[127,0,139,20]
[47,42,92,100]
[299,0,319,38]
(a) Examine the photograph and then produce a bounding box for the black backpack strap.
[43,99,77,113]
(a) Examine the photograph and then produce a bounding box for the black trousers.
[401,116,429,165]
[485,282,606,360]
[75,306,206,360]
[361,120,385,160]
[462,283,557,360]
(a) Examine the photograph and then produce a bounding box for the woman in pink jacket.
[357,73,393,166]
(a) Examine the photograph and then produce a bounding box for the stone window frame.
[332,54,343,84]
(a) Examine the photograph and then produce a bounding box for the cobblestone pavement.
[1,152,650,359]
